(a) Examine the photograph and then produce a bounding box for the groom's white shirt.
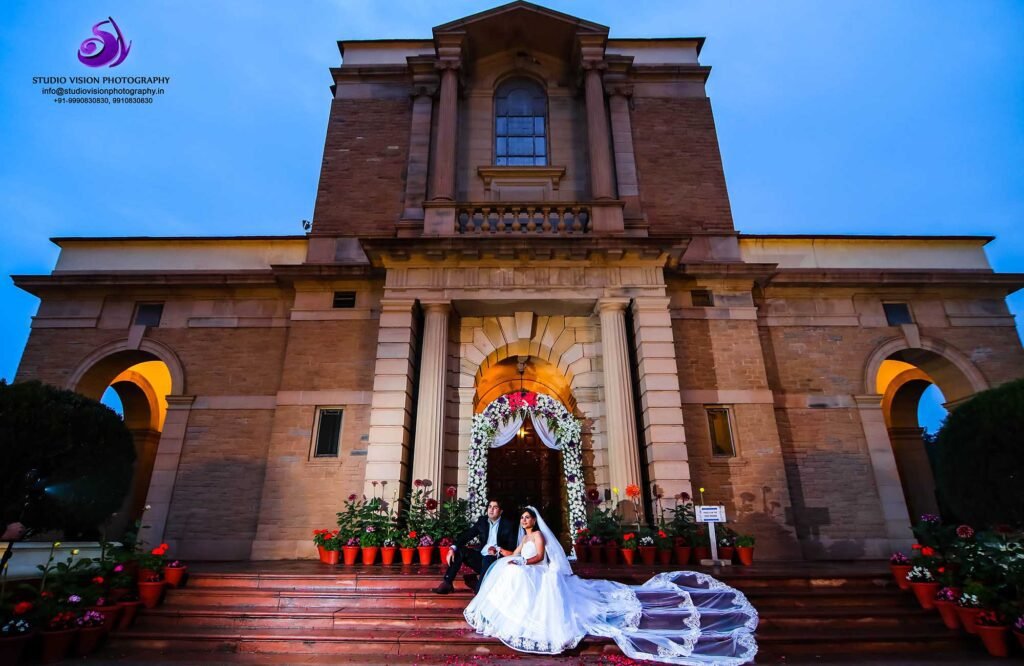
[483,517,500,555]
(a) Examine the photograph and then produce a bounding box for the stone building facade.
[13,2,1024,561]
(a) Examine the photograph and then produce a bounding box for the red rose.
[348,493,357,501]
[446,486,457,498]
[413,479,423,488]
[13,601,32,615]
[409,531,417,538]
[921,546,935,557]
[92,576,104,585]
[658,531,667,538]
[425,498,438,511]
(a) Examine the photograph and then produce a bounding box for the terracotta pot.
[604,543,619,565]
[736,546,755,566]
[589,545,603,564]
[316,545,327,562]
[417,545,434,566]
[438,546,453,565]
[89,604,122,633]
[0,632,32,665]
[321,549,339,565]
[954,605,982,635]
[400,547,415,565]
[692,546,711,563]
[575,544,589,563]
[889,564,912,591]
[138,580,165,609]
[909,581,939,610]
[163,565,188,588]
[638,546,657,566]
[117,600,142,630]
[621,548,636,565]
[342,546,359,566]
[381,546,397,565]
[137,567,160,583]
[934,600,960,630]
[975,624,1010,658]
[76,624,106,656]
[674,546,692,566]
[1014,630,1024,650]
[657,549,673,565]
[718,546,735,562]
[109,586,131,602]
[360,546,378,566]
[40,628,78,664]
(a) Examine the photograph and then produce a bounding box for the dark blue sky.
[2,1,1021,429]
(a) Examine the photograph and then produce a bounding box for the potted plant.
[933,586,961,629]
[655,529,673,565]
[312,529,338,564]
[638,534,657,566]
[360,525,382,565]
[889,552,912,590]
[0,614,34,666]
[735,534,756,566]
[136,543,169,583]
[399,530,418,565]
[1013,614,1024,650]
[906,565,939,609]
[75,609,107,656]
[587,535,604,563]
[954,585,985,635]
[138,571,165,609]
[975,610,1010,658]
[88,593,122,634]
[337,493,365,566]
[163,560,188,588]
[619,533,637,565]
[717,526,736,562]
[342,536,361,566]
[691,525,711,563]
[574,528,591,562]
[437,536,454,567]
[381,531,398,566]
[417,534,435,565]
[40,610,79,664]
[116,592,142,631]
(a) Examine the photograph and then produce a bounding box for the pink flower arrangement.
[889,552,910,565]
[418,534,435,547]
[935,586,958,602]
[77,610,105,627]
[975,610,1005,628]
[1014,614,1024,632]
[956,524,975,539]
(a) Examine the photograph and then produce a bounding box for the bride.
[464,507,758,665]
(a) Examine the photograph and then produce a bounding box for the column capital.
[853,394,884,409]
[379,298,417,313]
[420,300,452,314]
[631,296,671,313]
[580,59,608,72]
[596,298,631,314]
[165,395,196,409]
[608,83,633,98]
[410,83,438,98]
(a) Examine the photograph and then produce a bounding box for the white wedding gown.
[464,514,758,665]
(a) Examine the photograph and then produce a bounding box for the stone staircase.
[96,560,991,664]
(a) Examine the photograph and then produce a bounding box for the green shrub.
[934,378,1024,527]
[0,380,135,537]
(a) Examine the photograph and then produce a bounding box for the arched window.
[494,78,547,166]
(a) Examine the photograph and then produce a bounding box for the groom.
[432,498,518,594]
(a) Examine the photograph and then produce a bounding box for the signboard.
[696,505,726,523]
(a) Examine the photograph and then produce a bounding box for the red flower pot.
[692,546,711,563]
[638,546,657,566]
[575,544,590,563]
[76,624,106,656]
[342,546,359,566]
[975,624,1010,658]
[137,567,160,584]
[889,564,912,591]
[590,545,603,563]
[116,600,143,630]
[163,565,188,588]
[657,549,673,565]
[1014,630,1024,650]
[934,600,960,630]
[109,586,131,602]
[909,581,939,610]
[138,580,165,609]
[361,546,379,565]
[321,549,339,565]
[40,628,78,664]
[604,543,620,565]
[381,546,397,566]
[736,546,755,566]
[0,632,32,665]
[417,545,434,565]
[718,546,735,562]
[954,605,982,635]
[400,547,415,565]
[621,548,636,565]
[674,546,692,566]
[89,604,122,633]
[316,545,327,562]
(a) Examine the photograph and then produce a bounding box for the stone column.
[597,299,644,514]
[855,394,915,551]
[429,64,459,202]
[582,61,616,201]
[631,298,691,501]
[411,302,451,488]
[364,299,419,498]
[402,80,437,221]
[140,395,194,551]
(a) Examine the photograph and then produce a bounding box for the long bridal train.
[464,509,758,665]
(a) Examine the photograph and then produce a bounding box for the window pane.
[315,409,343,457]
[883,303,913,326]
[707,408,735,457]
[495,117,506,135]
[495,138,507,156]
[534,117,545,134]
[508,156,534,166]
[508,117,534,136]
[534,138,546,154]
[496,157,508,166]
[509,137,533,155]
[506,89,534,115]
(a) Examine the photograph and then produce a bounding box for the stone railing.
[455,203,591,235]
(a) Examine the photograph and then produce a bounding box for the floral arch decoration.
[468,391,586,538]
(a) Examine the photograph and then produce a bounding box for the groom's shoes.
[432,580,454,595]
[463,573,479,593]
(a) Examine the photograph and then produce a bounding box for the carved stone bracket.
[476,166,566,192]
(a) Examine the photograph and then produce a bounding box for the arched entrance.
[487,416,565,534]
[867,339,988,525]
[69,341,183,537]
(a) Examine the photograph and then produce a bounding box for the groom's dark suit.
[441,514,519,587]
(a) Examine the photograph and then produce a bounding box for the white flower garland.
[469,392,586,541]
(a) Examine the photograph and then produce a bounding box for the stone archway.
[68,338,189,544]
[860,336,989,545]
